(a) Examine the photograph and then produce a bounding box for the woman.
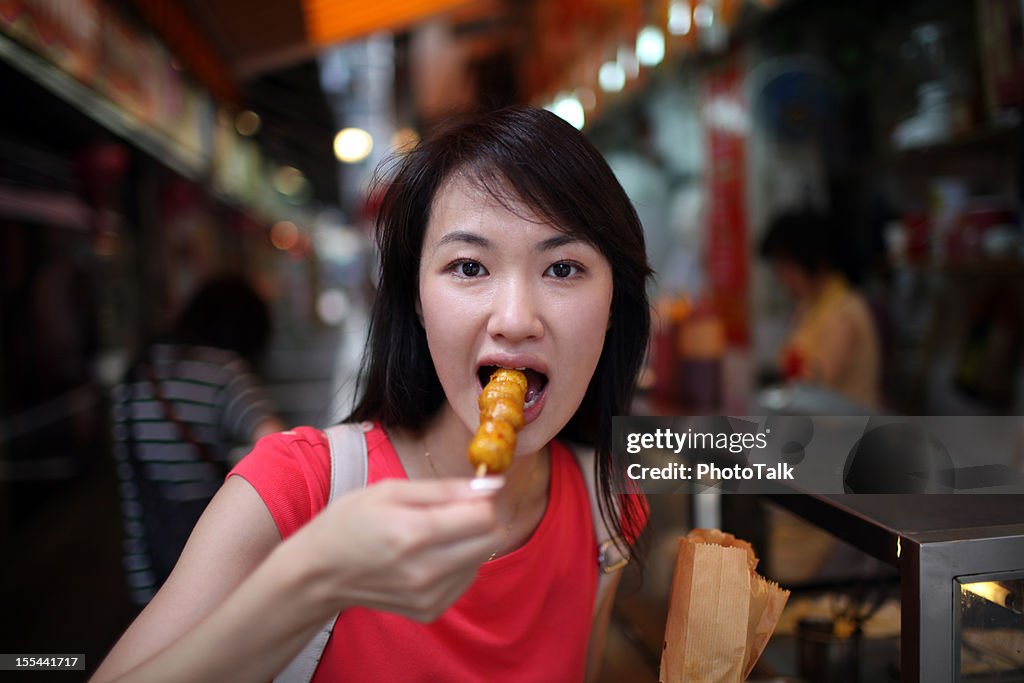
[759,209,881,409]
[112,275,284,606]
[92,106,652,683]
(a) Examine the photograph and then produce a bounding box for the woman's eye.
[546,261,580,278]
[452,260,486,277]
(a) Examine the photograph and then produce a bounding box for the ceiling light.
[599,61,626,93]
[694,2,715,28]
[333,127,373,163]
[669,1,693,35]
[553,95,585,130]
[637,26,665,67]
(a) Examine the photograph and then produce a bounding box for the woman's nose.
[486,278,543,343]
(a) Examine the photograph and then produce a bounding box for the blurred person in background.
[760,209,881,409]
[111,275,284,607]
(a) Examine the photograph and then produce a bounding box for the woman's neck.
[393,403,546,479]
[390,403,550,529]
[797,271,845,307]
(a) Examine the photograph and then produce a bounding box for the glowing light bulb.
[637,26,665,67]
[694,2,715,28]
[599,61,626,92]
[669,1,693,35]
[333,128,373,163]
[553,95,585,129]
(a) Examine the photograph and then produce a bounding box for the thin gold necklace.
[422,438,543,562]
[421,439,443,477]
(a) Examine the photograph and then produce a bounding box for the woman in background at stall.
[760,209,881,409]
[92,106,650,683]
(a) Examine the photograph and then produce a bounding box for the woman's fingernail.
[469,476,506,493]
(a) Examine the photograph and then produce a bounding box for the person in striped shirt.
[111,276,284,606]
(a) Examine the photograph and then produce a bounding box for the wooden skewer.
[475,463,488,478]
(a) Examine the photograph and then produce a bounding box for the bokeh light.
[333,127,374,163]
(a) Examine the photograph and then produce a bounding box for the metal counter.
[767,494,1024,682]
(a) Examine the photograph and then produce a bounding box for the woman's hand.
[287,477,504,622]
[90,476,503,683]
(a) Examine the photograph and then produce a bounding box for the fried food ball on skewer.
[467,420,517,475]
[469,369,527,475]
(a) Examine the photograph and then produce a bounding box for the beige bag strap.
[567,442,629,617]
[273,422,370,683]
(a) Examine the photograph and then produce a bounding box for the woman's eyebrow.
[535,234,582,251]
[432,230,585,254]
[434,230,491,251]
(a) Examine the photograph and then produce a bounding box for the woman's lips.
[522,384,546,425]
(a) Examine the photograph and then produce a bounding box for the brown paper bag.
[660,529,790,683]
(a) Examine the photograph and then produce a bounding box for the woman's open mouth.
[477,365,549,411]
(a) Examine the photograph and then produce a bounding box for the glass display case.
[958,572,1024,681]
[768,494,1024,682]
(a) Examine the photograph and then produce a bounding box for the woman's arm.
[90,476,318,682]
[91,476,503,683]
[584,571,623,683]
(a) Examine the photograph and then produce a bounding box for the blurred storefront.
[553,0,1024,421]
[0,0,350,667]
[0,0,355,476]
[554,2,1024,680]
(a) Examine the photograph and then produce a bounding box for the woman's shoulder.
[827,289,876,334]
[229,427,332,538]
[248,426,332,465]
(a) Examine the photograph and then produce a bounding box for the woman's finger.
[404,497,501,546]
[375,476,505,505]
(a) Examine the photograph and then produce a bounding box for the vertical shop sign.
[702,60,750,346]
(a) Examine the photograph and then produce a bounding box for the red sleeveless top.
[230,424,596,682]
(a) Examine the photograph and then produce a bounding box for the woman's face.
[418,174,614,456]
[772,259,813,301]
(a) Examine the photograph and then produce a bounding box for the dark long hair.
[348,106,652,562]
